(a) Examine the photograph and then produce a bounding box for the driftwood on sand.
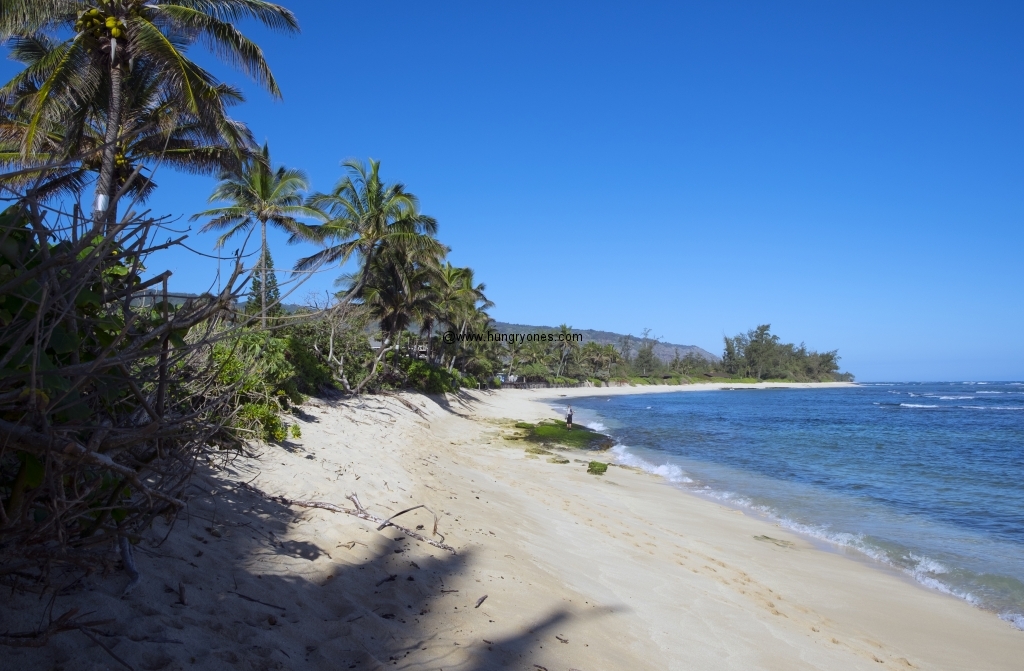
[242,484,457,554]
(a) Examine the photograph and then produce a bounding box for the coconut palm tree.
[1,35,251,205]
[518,338,553,384]
[0,0,297,223]
[600,343,621,378]
[421,263,493,372]
[346,236,442,393]
[555,323,580,377]
[580,341,603,379]
[191,143,322,328]
[297,158,444,302]
[414,262,461,363]
[444,267,492,373]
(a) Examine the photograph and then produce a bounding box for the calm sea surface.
[562,383,1024,629]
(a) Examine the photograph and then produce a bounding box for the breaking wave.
[609,444,692,483]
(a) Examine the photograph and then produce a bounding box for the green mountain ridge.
[490,321,719,363]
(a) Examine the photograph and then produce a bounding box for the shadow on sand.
[3,459,608,671]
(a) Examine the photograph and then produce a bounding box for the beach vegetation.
[587,461,609,475]
[239,401,287,442]
[522,420,614,450]
[0,199,250,576]
[720,324,853,382]
[401,359,463,394]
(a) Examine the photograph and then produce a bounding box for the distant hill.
[490,322,719,363]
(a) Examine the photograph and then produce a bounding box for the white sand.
[5,383,1022,670]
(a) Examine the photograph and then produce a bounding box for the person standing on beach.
[566,405,574,430]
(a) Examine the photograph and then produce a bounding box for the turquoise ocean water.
[561,383,1024,629]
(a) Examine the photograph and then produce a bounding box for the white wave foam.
[936,396,974,400]
[907,553,949,574]
[900,403,939,408]
[999,613,1024,630]
[610,440,1000,619]
[696,487,753,508]
[768,522,982,606]
[585,421,607,432]
[959,406,1024,411]
[609,445,692,483]
[977,391,1004,394]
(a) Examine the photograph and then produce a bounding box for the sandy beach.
[7,383,1023,670]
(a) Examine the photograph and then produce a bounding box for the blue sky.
[5,1,1024,381]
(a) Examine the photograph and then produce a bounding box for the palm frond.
[149,4,282,97]
[156,0,300,33]
[0,0,79,38]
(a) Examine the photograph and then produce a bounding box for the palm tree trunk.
[94,53,123,229]
[447,319,467,373]
[260,219,267,329]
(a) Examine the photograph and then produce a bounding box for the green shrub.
[285,334,333,394]
[239,402,286,442]
[587,461,608,475]
[461,374,479,389]
[514,421,534,429]
[290,424,302,439]
[403,360,461,394]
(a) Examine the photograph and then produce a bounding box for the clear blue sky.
[5,1,1023,381]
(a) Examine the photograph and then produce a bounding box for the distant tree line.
[470,324,852,386]
[720,324,852,382]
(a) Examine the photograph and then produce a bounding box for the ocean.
[562,383,1024,629]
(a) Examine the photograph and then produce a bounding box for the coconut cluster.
[74,4,127,40]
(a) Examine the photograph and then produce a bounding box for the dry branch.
[244,484,456,554]
[0,608,112,648]
[77,626,136,671]
[229,591,286,611]
[0,193,248,579]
